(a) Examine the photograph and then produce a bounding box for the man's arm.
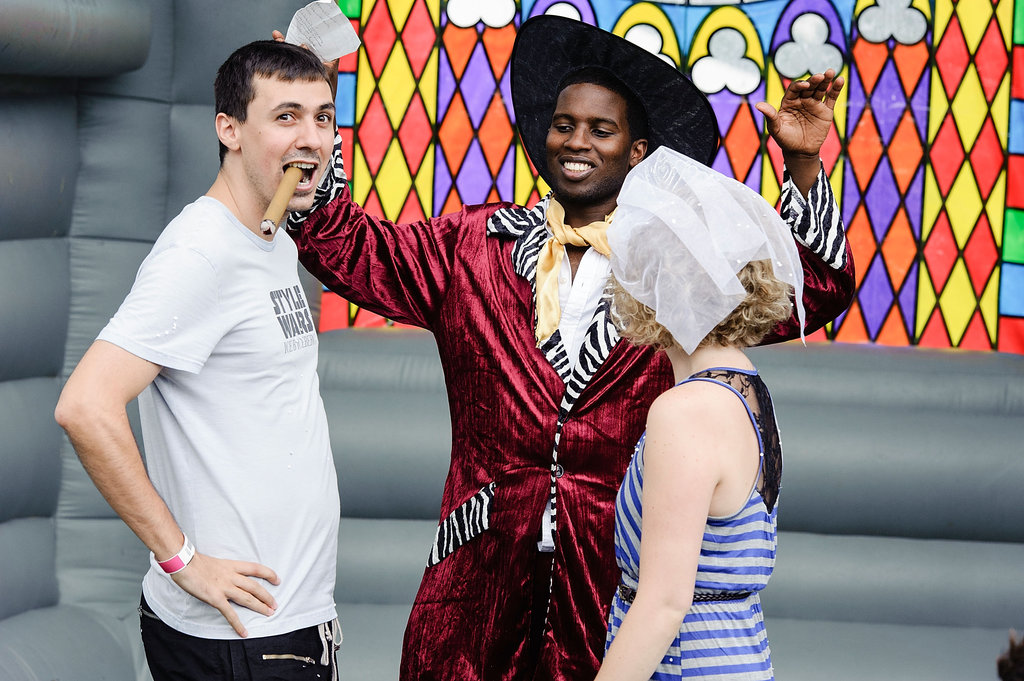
[753,69,855,340]
[55,340,279,638]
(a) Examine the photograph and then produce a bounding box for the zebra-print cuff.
[286,131,348,233]
[426,483,497,567]
[780,163,848,270]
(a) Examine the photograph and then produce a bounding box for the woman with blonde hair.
[596,146,806,680]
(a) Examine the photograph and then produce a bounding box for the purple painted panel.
[455,139,492,203]
[462,42,497,128]
[497,145,515,201]
[906,165,923,238]
[746,155,763,193]
[712,150,732,176]
[842,161,861,226]
[438,50,456,122]
[898,260,919,335]
[833,307,849,331]
[771,0,847,54]
[870,60,905,143]
[910,69,930,137]
[433,145,453,210]
[860,252,895,336]
[709,91,741,141]
[500,64,514,122]
[846,60,866,134]
[866,156,900,241]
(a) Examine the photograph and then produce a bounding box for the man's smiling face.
[236,75,336,214]
[544,82,647,218]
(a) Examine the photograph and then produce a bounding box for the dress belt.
[617,584,751,604]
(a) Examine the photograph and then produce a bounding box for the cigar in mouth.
[260,165,306,236]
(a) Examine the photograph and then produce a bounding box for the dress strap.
[677,373,764,456]
[677,372,767,514]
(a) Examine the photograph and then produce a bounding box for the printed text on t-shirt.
[270,285,315,352]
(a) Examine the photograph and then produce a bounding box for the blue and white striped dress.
[605,368,783,680]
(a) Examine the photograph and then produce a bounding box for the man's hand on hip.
[171,552,280,638]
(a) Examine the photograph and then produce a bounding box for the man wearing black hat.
[289,15,854,681]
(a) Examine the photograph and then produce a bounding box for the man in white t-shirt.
[55,40,341,680]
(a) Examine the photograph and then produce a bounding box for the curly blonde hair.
[611,259,794,352]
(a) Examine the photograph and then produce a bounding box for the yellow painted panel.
[949,65,986,148]
[992,77,1010,144]
[377,139,414,219]
[761,171,781,207]
[379,48,417,128]
[829,156,845,203]
[996,0,1013,45]
[981,267,1000,341]
[946,167,983,248]
[426,0,440,24]
[356,54,376,118]
[418,50,439,122]
[414,145,436,217]
[986,172,1006,245]
[933,0,953,38]
[956,0,994,51]
[760,65,784,200]
[515,146,536,206]
[388,0,415,29]
[915,261,937,338]
[832,67,850,138]
[927,70,949,143]
[921,166,942,241]
[353,145,371,204]
[938,260,976,344]
[613,3,683,67]
[687,7,764,68]
[765,65,785,107]
[856,0,931,19]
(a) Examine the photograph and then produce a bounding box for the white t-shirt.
[99,196,339,640]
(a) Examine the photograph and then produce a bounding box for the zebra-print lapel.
[489,198,621,563]
[488,196,574,382]
[286,131,348,232]
[487,197,620,393]
[561,289,619,413]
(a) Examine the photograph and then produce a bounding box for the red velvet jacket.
[293,178,854,680]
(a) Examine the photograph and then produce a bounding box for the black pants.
[140,594,339,681]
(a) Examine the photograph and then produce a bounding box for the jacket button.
[554,464,564,478]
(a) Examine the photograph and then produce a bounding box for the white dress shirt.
[539,245,611,551]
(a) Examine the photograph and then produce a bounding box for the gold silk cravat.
[534,199,614,344]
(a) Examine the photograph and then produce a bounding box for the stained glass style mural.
[318,0,1024,354]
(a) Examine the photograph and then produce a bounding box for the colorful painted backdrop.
[321,0,1024,354]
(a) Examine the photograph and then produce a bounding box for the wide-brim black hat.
[511,15,719,187]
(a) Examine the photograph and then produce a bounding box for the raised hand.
[170,552,280,638]
[755,69,844,196]
[272,29,339,97]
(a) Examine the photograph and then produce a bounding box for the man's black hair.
[214,40,329,163]
[555,66,650,143]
